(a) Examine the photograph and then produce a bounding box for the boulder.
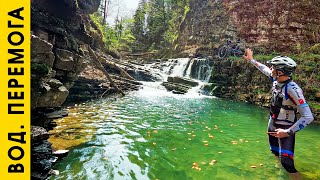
[47,78,63,89]
[37,86,69,107]
[31,126,49,142]
[78,0,101,14]
[54,49,75,71]
[31,35,55,67]
[162,82,191,94]
[167,76,199,87]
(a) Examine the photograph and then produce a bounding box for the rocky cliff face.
[176,0,320,56]
[175,0,319,120]
[223,0,320,52]
[30,0,103,179]
[31,0,104,111]
[176,0,239,57]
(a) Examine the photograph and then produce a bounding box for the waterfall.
[159,57,213,82]
[185,58,213,82]
[145,57,214,96]
[168,58,190,77]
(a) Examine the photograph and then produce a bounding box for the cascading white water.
[170,58,190,77]
[165,58,213,96]
[144,57,214,96]
[185,58,213,82]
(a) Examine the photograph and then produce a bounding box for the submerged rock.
[53,150,69,159]
[167,76,199,87]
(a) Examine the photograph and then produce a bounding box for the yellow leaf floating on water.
[218,152,223,154]
[188,133,192,135]
[172,148,176,151]
[239,139,244,142]
[208,134,214,138]
[153,142,156,145]
[231,141,238,145]
[192,135,196,137]
[192,163,202,171]
[204,143,209,146]
[260,164,264,166]
[203,141,208,143]
[153,130,158,134]
[188,138,192,141]
[214,125,219,130]
[251,165,257,168]
[209,160,217,165]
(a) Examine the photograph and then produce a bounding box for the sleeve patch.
[298,124,305,130]
[299,103,309,108]
[298,98,304,104]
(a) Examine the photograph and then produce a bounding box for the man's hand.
[268,128,289,138]
[242,48,253,63]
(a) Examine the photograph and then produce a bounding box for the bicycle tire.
[218,46,229,59]
[232,45,243,57]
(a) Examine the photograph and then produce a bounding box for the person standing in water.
[243,48,314,180]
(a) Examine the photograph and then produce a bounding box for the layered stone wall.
[223,0,320,52]
[176,0,320,56]
[30,0,103,179]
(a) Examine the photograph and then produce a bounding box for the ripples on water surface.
[49,82,320,180]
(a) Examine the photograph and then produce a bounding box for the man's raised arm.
[243,48,272,77]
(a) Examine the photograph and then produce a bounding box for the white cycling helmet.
[267,56,297,76]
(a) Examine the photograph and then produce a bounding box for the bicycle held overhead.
[217,39,243,59]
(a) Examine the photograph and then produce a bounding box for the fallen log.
[99,58,135,81]
[86,45,125,96]
[109,75,143,86]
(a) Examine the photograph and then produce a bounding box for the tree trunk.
[99,58,135,81]
[103,0,110,24]
[87,45,125,96]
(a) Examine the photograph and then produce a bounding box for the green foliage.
[254,54,275,62]
[90,12,136,51]
[259,51,320,103]
[132,0,190,53]
[31,63,50,76]
[132,0,149,52]
[309,102,320,111]
[90,13,107,43]
[309,43,320,54]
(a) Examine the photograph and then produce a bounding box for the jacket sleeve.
[286,84,314,134]
[250,59,272,77]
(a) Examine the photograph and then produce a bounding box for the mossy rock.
[31,63,50,76]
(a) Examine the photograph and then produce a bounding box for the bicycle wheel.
[218,46,229,59]
[232,45,244,57]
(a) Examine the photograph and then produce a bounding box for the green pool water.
[49,82,320,180]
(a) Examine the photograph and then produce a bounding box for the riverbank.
[47,81,320,180]
[206,52,320,123]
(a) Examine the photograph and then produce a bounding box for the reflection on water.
[49,83,320,180]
